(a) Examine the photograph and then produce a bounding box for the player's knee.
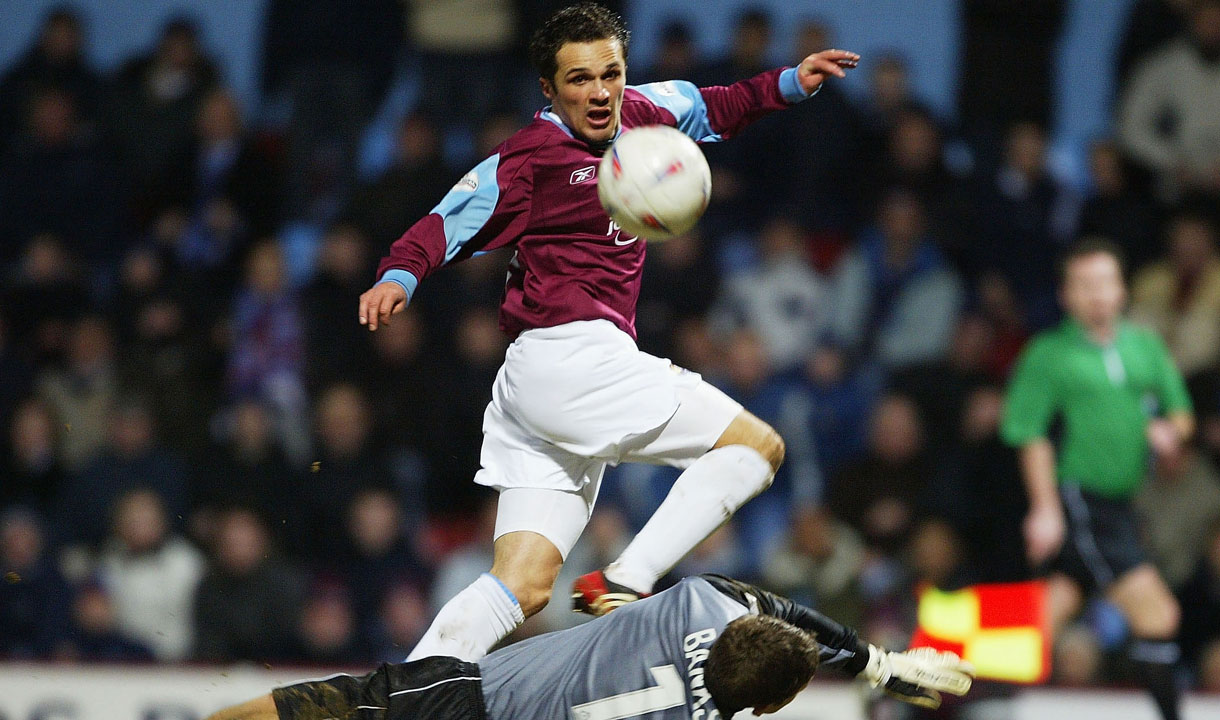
[753,427,784,474]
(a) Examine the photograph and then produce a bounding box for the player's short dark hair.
[529,3,630,83]
[704,615,820,715]
[1058,236,1126,286]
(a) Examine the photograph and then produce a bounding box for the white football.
[597,124,712,241]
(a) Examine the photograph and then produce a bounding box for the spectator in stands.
[360,306,440,498]
[0,87,122,268]
[1135,445,1220,589]
[0,8,102,150]
[799,345,881,479]
[195,397,297,510]
[891,315,993,452]
[831,189,964,370]
[303,223,376,390]
[294,583,365,665]
[1076,140,1161,272]
[1,398,65,518]
[974,272,1031,377]
[193,506,305,662]
[192,400,298,548]
[872,107,970,266]
[0,313,34,437]
[0,508,71,659]
[262,0,404,219]
[968,121,1072,328]
[36,315,118,472]
[858,54,920,158]
[635,230,719,360]
[107,18,219,219]
[67,582,155,662]
[299,383,389,558]
[926,386,1028,584]
[110,245,171,343]
[371,581,431,663]
[225,240,309,463]
[908,518,962,589]
[118,293,214,457]
[1119,0,1220,203]
[763,505,865,630]
[693,7,773,85]
[1131,212,1220,383]
[57,397,188,548]
[96,489,205,661]
[710,217,835,372]
[636,20,700,85]
[168,88,279,275]
[417,307,507,516]
[191,88,281,238]
[346,112,450,249]
[827,393,931,554]
[3,234,89,361]
[339,486,428,647]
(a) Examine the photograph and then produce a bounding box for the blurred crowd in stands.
[2,0,1220,699]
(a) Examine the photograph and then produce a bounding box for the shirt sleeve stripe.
[430,153,502,263]
[630,81,724,143]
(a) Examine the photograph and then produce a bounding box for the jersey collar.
[538,106,622,150]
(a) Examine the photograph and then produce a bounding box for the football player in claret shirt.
[207,574,973,720]
[356,2,860,662]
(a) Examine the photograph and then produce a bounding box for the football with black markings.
[596,125,711,241]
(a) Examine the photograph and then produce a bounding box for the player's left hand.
[862,645,975,709]
[796,49,860,94]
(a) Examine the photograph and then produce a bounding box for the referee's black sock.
[1129,639,1182,720]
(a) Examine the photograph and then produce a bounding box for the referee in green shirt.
[1002,239,1193,720]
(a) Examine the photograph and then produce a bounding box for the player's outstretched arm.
[203,694,277,720]
[794,49,860,95]
[358,281,408,331]
[699,574,973,709]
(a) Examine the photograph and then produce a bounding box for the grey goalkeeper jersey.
[477,575,868,720]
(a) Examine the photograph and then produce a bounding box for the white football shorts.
[474,319,743,558]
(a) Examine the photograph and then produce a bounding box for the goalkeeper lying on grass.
[209,574,971,720]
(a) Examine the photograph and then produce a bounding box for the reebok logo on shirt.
[570,166,597,184]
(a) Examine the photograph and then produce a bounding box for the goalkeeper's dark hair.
[529,3,630,83]
[704,615,820,715]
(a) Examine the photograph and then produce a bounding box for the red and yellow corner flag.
[909,580,1051,684]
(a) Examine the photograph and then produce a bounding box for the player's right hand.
[862,645,974,709]
[358,281,407,331]
[1023,503,1066,566]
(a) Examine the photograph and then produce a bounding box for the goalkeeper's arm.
[699,574,974,709]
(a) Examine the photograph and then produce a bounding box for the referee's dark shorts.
[272,656,486,720]
[1053,483,1147,592]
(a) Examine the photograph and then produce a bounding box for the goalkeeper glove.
[861,645,975,709]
